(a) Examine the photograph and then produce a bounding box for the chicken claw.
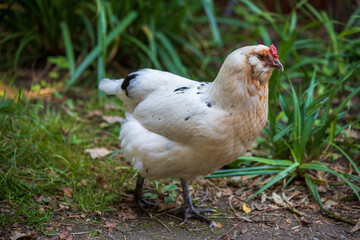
[180,179,216,227]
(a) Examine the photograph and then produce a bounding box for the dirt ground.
[2,178,360,240]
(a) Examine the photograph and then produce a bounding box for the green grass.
[0,91,133,231]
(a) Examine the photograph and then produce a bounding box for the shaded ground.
[2,179,359,240]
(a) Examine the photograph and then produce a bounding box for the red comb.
[269,44,278,60]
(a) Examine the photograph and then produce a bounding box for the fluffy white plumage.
[100,44,282,181]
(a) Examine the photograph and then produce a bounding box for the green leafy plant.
[209,68,360,222]
[208,1,360,224]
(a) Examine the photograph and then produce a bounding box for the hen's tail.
[99,79,123,95]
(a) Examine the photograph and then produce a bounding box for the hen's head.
[223,44,283,83]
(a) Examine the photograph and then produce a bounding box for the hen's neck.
[206,65,269,112]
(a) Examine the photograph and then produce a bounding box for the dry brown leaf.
[324,199,338,209]
[59,203,70,210]
[59,231,73,240]
[300,216,313,226]
[350,218,360,233]
[10,231,36,240]
[96,175,108,188]
[261,193,267,203]
[62,187,73,198]
[124,213,137,220]
[104,103,121,110]
[77,179,88,187]
[102,115,124,124]
[104,221,117,228]
[272,192,287,207]
[242,203,251,214]
[215,222,224,228]
[85,147,111,159]
[241,228,248,234]
[221,188,233,196]
[86,110,102,118]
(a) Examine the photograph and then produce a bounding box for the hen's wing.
[100,69,227,144]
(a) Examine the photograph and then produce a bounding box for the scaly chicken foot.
[134,174,158,218]
[180,179,216,227]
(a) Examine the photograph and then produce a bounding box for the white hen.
[99,44,283,227]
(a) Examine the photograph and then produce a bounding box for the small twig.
[48,231,90,236]
[282,192,305,216]
[199,188,209,204]
[154,217,172,232]
[70,231,90,235]
[166,213,183,221]
[154,206,182,217]
[216,207,285,240]
[228,197,236,213]
[108,189,133,199]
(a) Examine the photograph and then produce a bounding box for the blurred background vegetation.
[1,0,360,231]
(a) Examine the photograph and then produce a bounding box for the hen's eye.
[258,54,265,60]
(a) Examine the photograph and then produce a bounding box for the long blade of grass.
[65,11,137,91]
[14,31,37,72]
[60,22,76,76]
[272,124,293,142]
[285,72,303,163]
[305,174,356,225]
[156,33,188,77]
[124,34,161,69]
[246,162,299,200]
[201,0,222,46]
[334,86,360,115]
[235,156,292,166]
[96,0,107,94]
[301,162,360,201]
[207,166,285,178]
[330,142,360,176]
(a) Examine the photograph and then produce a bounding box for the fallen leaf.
[221,188,233,196]
[59,203,70,210]
[86,110,102,118]
[96,175,108,188]
[285,218,292,224]
[300,216,313,226]
[242,203,251,214]
[272,192,287,207]
[324,199,338,209]
[350,218,360,233]
[104,221,117,228]
[102,115,123,124]
[68,213,81,218]
[124,213,137,220]
[104,103,121,110]
[216,222,224,228]
[59,231,73,240]
[10,231,36,240]
[241,228,248,234]
[77,179,88,187]
[261,193,267,203]
[62,187,73,198]
[85,147,111,159]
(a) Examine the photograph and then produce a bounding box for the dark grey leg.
[134,174,158,218]
[181,179,216,227]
